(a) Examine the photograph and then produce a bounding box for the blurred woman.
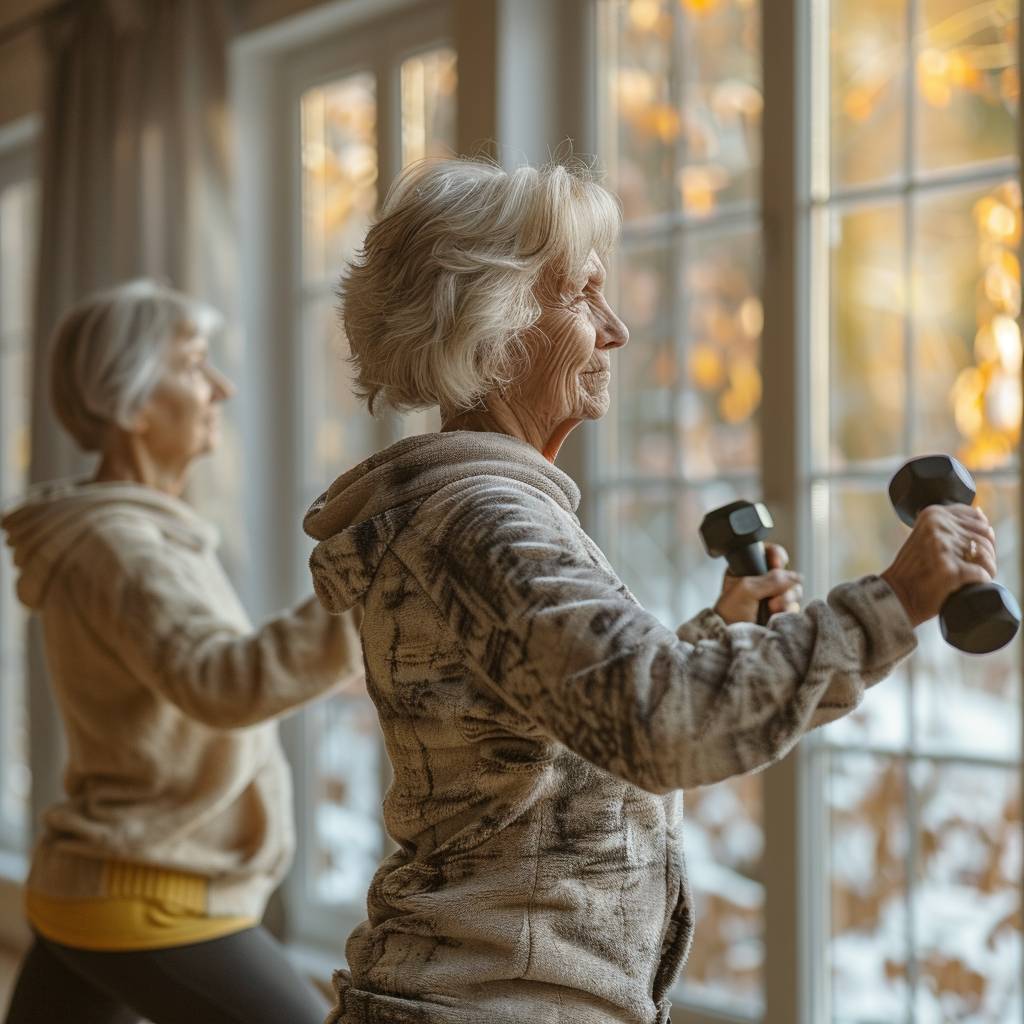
[2,280,362,1024]
[303,158,999,1024]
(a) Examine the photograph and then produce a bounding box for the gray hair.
[50,279,223,452]
[340,157,621,414]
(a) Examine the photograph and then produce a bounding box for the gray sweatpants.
[2,928,331,1024]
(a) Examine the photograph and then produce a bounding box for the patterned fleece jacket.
[303,429,917,1024]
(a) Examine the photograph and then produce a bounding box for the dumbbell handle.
[724,544,771,627]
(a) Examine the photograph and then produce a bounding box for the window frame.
[233,0,1024,1016]
[589,2,1024,1023]
[233,0,455,951]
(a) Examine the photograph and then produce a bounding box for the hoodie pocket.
[651,835,694,1005]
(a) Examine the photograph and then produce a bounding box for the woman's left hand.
[713,543,803,625]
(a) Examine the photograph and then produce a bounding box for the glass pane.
[609,242,677,477]
[598,488,678,625]
[307,695,384,904]
[598,0,677,220]
[0,176,35,848]
[301,72,378,283]
[829,752,911,1022]
[830,203,906,468]
[681,229,761,478]
[675,773,764,1016]
[823,485,911,748]
[831,0,908,189]
[680,0,762,211]
[913,762,1022,1022]
[401,48,457,166]
[914,180,1021,470]
[916,0,1020,174]
[913,481,1020,762]
[675,480,766,1015]
[0,180,36,338]
[302,295,375,493]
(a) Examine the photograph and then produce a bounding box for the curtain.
[27,0,245,835]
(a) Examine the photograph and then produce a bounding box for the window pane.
[677,775,764,1016]
[401,48,457,166]
[0,176,35,849]
[598,0,677,220]
[306,694,384,904]
[0,180,35,336]
[608,242,677,477]
[302,295,376,493]
[821,485,911,748]
[597,488,679,624]
[301,72,377,283]
[680,0,762,211]
[681,229,761,478]
[913,762,1022,1022]
[914,180,1021,471]
[830,204,906,468]
[831,0,908,190]
[829,752,911,1023]
[916,0,1020,174]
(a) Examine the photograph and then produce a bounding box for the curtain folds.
[27,0,244,833]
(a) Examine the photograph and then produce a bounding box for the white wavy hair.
[50,278,223,452]
[340,157,621,414]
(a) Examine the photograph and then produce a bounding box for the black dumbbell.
[699,500,775,626]
[888,454,1021,654]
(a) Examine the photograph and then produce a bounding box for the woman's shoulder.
[423,472,580,530]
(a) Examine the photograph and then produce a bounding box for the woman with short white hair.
[304,157,999,1024]
[2,279,363,1024]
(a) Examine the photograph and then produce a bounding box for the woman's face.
[135,330,233,466]
[514,251,629,428]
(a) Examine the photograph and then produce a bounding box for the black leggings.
[3,928,330,1024]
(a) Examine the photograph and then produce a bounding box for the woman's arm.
[68,517,363,729]
[408,480,915,794]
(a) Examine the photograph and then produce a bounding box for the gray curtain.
[27,0,245,835]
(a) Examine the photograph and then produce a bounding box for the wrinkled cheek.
[535,318,591,412]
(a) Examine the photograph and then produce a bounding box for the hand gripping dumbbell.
[888,454,1021,654]
[699,500,775,626]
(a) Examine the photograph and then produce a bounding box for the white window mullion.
[761,0,816,1023]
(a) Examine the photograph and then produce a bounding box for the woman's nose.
[208,364,235,401]
[598,310,629,350]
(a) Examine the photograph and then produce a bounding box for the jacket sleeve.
[68,519,364,729]
[410,481,916,794]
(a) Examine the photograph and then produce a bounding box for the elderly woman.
[2,280,363,1024]
[303,160,997,1024]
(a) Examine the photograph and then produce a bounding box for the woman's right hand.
[880,505,997,628]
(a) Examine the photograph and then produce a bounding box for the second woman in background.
[2,280,363,1024]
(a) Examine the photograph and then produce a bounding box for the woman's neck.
[441,402,581,463]
[93,441,191,497]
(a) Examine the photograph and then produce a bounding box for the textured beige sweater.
[304,430,918,1024]
[2,481,363,920]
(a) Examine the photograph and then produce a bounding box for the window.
[0,123,37,856]
[812,1,1022,1020]
[281,9,456,944]
[596,1,1022,1022]
[596,1,766,1016]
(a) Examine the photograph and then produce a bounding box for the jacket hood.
[2,481,216,610]
[303,430,580,611]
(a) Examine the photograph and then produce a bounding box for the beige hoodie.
[304,430,917,1024]
[3,481,362,920]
